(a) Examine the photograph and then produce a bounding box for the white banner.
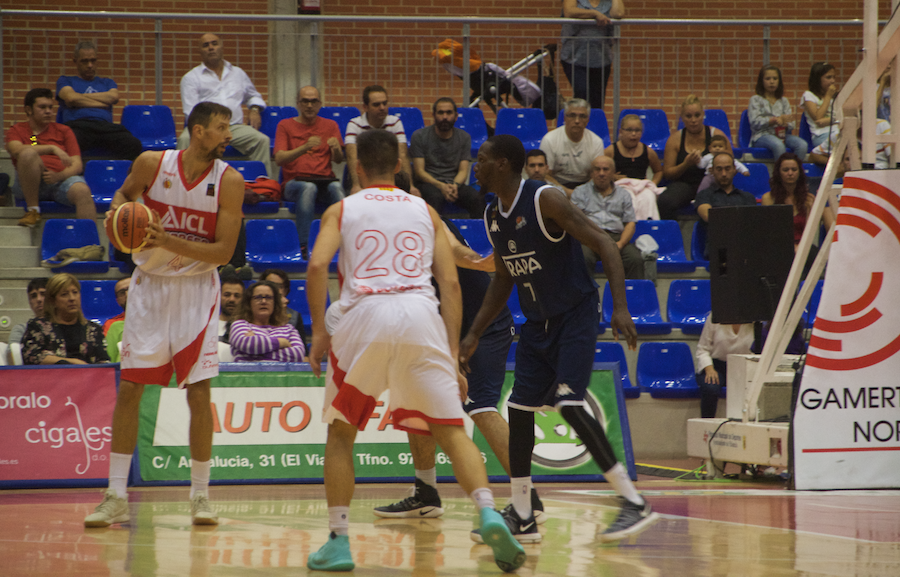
[796,170,900,490]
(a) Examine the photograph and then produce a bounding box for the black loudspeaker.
[709,205,794,324]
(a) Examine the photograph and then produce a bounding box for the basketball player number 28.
[354,230,425,279]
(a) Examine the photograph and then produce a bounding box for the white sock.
[470,487,495,511]
[415,467,437,489]
[604,462,644,506]
[190,459,212,499]
[27,206,40,214]
[329,506,350,535]
[511,476,532,519]
[108,452,132,499]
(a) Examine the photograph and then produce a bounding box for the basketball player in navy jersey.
[85,102,244,529]
[461,134,659,543]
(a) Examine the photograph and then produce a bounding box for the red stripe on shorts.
[122,364,174,387]
[172,295,218,385]
[329,349,377,431]
[391,408,464,434]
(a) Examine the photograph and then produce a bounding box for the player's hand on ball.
[143,214,169,249]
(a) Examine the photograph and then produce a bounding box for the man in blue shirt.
[56,41,142,160]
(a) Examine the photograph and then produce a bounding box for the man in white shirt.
[178,33,274,177]
[539,98,606,196]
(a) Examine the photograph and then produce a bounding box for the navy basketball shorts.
[509,290,600,411]
[464,320,514,415]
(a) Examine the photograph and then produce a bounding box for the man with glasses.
[6,88,97,227]
[539,98,606,196]
[102,278,131,335]
[274,86,344,258]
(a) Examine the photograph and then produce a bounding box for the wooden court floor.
[2,473,899,577]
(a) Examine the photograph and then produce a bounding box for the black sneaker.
[501,488,547,525]
[373,479,444,518]
[471,504,541,544]
[599,498,660,542]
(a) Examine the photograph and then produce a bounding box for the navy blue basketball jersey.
[484,179,597,322]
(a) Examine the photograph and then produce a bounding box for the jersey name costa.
[337,187,438,311]
[484,179,596,321]
[134,150,227,276]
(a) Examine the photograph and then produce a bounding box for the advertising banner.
[796,170,900,489]
[135,362,635,484]
[0,365,118,488]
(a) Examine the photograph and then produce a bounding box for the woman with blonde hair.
[658,95,732,220]
[22,273,109,365]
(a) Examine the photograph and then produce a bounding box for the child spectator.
[801,62,840,147]
[749,65,808,160]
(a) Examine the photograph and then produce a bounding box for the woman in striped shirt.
[229,280,306,362]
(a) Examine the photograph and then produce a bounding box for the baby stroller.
[433,40,559,120]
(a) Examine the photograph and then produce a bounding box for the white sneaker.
[84,489,130,528]
[191,492,219,525]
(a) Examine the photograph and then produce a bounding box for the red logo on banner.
[807,176,900,371]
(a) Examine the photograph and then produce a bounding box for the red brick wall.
[2,1,893,139]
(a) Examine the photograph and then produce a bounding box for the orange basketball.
[106,202,156,254]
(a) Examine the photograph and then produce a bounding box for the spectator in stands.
[808,113,892,169]
[229,280,306,362]
[762,153,835,269]
[411,97,482,217]
[540,98,606,195]
[8,278,47,345]
[178,33,273,177]
[659,95,731,220]
[524,149,549,182]
[605,114,663,184]
[345,85,414,194]
[748,65,808,161]
[801,62,840,147]
[695,316,754,419]
[260,268,308,351]
[56,40,142,161]
[570,155,643,279]
[560,0,624,110]
[695,152,757,258]
[102,278,130,335]
[696,135,750,194]
[7,88,97,227]
[275,86,344,256]
[218,275,244,341]
[21,273,109,365]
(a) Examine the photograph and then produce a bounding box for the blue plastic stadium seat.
[389,107,425,137]
[245,219,307,273]
[80,280,121,325]
[260,106,298,151]
[602,279,671,334]
[228,161,280,213]
[633,220,695,273]
[15,197,74,214]
[803,162,825,179]
[121,105,177,151]
[732,163,770,201]
[41,219,109,274]
[801,279,825,325]
[83,160,131,212]
[738,110,773,160]
[594,341,639,398]
[456,107,489,158]
[507,285,527,334]
[558,108,611,147]
[799,115,814,152]
[450,219,492,257]
[495,108,547,151]
[318,106,361,139]
[287,279,331,333]
[691,220,709,267]
[677,108,733,146]
[308,219,339,272]
[617,109,670,152]
[667,279,710,335]
[636,342,699,398]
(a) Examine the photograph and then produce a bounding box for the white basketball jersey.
[337,186,438,311]
[134,150,227,276]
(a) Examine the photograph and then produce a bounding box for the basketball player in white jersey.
[84,102,244,528]
[305,129,525,573]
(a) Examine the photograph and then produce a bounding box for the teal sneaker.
[307,532,354,572]
[479,508,526,573]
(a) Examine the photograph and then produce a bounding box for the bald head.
[298,86,322,121]
[199,33,224,70]
[590,155,616,192]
